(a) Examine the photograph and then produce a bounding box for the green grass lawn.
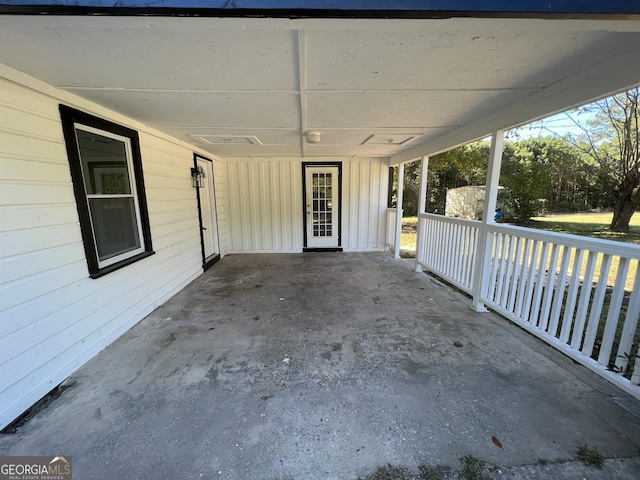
[529,212,640,245]
[401,212,640,248]
[530,213,639,291]
[400,216,418,251]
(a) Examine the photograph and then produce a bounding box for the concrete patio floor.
[1,252,640,479]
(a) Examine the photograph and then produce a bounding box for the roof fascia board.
[2,1,640,18]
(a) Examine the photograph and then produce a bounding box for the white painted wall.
[214,160,229,256]
[342,159,389,251]
[224,158,389,252]
[0,67,226,429]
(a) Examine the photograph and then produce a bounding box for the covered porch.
[1,253,639,479]
[1,1,640,445]
[386,134,640,401]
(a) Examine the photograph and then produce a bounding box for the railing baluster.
[582,254,613,357]
[430,218,435,262]
[447,222,456,279]
[516,238,533,318]
[422,218,428,263]
[615,263,640,375]
[440,220,447,273]
[427,218,435,269]
[530,241,550,326]
[461,225,469,289]
[598,257,631,366]
[548,246,572,337]
[507,236,524,313]
[467,227,478,289]
[424,217,432,267]
[487,232,501,302]
[559,248,584,343]
[521,240,540,322]
[469,226,478,290]
[499,233,515,309]
[386,209,397,250]
[452,222,458,280]
[571,250,598,350]
[539,243,561,331]
[495,233,510,305]
[456,225,465,285]
[436,220,444,273]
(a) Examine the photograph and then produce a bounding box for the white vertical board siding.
[225,159,302,252]
[0,71,211,429]
[213,160,229,255]
[342,158,389,251]
[224,158,388,253]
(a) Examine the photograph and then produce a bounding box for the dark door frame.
[302,162,343,252]
[193,153,221,271]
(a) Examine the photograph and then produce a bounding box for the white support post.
[471,130,504,312]
[415,156,429,272]
[394,163,405,259]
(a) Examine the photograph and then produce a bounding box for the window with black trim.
[60,105,154,278]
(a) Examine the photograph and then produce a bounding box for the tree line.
[393,87,640,232]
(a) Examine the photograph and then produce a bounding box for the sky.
[509,107,597,140]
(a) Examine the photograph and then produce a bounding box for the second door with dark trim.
[304,164,340,248]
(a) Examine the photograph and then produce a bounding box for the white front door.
[305,165,340,248]
[196,156,219,261]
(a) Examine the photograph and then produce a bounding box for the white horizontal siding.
[224,157,388,253]
[0,69,220,429]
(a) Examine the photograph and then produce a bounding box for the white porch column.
[415,156,429,272]
[394,163,405,259]
[471,130,504,312]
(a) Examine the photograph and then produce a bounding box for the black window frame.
[60,105,154,279]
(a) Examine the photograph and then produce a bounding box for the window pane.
[89,198,141,261]
[77,129,132,195]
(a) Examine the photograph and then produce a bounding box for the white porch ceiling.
[1,15,639,163]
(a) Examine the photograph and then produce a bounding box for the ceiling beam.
[296,29,307,158]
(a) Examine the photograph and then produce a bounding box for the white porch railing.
[416,214,480,292]
[386,208,398,250]
[417,213,640,399]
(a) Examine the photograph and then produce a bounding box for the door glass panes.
[312,172,333,237]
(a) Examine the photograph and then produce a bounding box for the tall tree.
[566,88,640,232]
[500,142,550,222]
[515,137,592,212]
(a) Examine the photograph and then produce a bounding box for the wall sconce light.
[191,165,205,188]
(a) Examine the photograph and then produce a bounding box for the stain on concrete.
[206,365,219,384]
[157,332,177,349]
